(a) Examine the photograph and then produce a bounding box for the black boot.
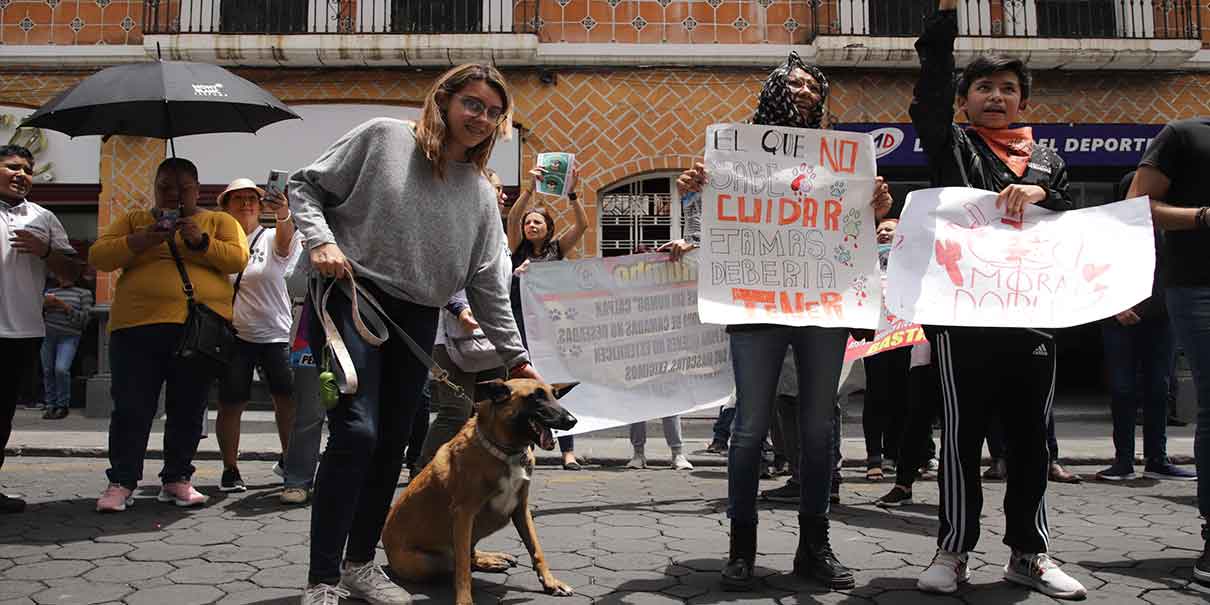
[793,515,855,590]
[721,522,757,591]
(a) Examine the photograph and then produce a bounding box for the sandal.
[562,460,582,471]
[866,466,884,481]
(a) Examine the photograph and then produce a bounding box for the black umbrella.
[22,60,299,154]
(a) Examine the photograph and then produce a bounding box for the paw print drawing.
[830,180,848,199]
[548,307,564,322]
[833,245,853,268]
[563,307,579,321]
[842,208,862,247]
[851,275,869,306]
[790,164,817,195]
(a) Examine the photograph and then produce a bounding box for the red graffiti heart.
[1082,264,1110,282]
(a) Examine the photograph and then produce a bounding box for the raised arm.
[557,168,588,253]
[508,163,543,253]
[910,3,960,160]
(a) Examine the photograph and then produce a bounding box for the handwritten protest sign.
[520,253,734,436]
[886,187,1155,328]
[698,123,881,328]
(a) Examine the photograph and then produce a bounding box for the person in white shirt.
[0,144,81,513]
[214,178,303,493]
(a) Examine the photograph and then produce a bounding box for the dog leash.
[311,273,473,407]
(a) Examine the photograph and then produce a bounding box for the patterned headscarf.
[753,51,831,129]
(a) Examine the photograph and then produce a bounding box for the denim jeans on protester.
[306,280,438,585]
[713,406,736,444]
[40,332,80,410]
[1102,318,1174,464]
[727,326,847,525]
[1166,287,1210,518]
[282,366,323,490]
[106,324,218,490]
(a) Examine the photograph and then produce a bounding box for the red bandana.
[970,126,1035,178]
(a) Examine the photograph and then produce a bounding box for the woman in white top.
[214,178,303,493]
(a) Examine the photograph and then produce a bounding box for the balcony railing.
[143,0,538,34]
[821,0,1201,38]
[538,0,1201,44]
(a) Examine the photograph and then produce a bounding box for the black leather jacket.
[910,10,1074,212]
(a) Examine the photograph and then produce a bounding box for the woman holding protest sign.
[507,161,589,469]
[672,51,892,592]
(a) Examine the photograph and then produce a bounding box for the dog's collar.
[474,427,527,464]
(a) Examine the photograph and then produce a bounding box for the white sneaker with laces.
[672,453,694,470]
[1004,551,1087,600]
[302,583,350,605]
[917,549,970,594]
[339,561,412,605]
[626,453,647,469]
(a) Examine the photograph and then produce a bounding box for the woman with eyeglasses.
[289,64,542,605]
[506,160,589,469]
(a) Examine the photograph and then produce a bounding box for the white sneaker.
[339,561,412,604]
[672,453,694,470]
[1004,551,1087,600]
[917,549,970,594]
[626,453,647,469]
[302,583,350,605]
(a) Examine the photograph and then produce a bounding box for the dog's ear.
[550,382,579,400]
[477,379,513,405]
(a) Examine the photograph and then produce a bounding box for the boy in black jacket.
[910,1,1086,600]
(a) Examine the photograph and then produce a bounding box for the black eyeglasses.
[455,94,506,124]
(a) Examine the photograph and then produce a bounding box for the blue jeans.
[106,324,218,489]
[282,366,322,489]
[1167,287,1210,518]
[1102,318,1174,464]
[713,406,736,443]
[306,280,438,585]
[727,326,847,525]
[41,332,80,410]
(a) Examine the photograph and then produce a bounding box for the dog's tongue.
[540,426,556,451]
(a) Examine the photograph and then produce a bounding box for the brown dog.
[382,378,578,605]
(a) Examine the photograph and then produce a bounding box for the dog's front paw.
[541,576,574,597]
[472,551,518,572]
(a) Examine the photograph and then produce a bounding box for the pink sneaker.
[157,481,208,507]
[96,484,134,513]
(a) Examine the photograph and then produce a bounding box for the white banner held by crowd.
[698,123,881,328]
[520,253,734,436]
[886,187,1155,328]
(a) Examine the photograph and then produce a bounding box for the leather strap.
[311,273,471,405]
[166,237,195,305]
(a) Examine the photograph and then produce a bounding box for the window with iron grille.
[391,0,483,33]
[219,0,309,33]
[598,174,681,258]
[1035,0,1116,37]
[867,0,932,35]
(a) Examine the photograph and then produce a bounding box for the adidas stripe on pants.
[931,326,1055,555]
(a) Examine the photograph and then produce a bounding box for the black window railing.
[144,0,535,34]
[814,0,1200,39]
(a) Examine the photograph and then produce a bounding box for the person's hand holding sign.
[676,162,707,196]
[871,176,892,220]
[1115,308,1142,326]
[996,184,1046,221]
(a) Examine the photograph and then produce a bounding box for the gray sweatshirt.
[289,118,527,367]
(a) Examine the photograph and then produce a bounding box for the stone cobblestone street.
[0,457,1206,604]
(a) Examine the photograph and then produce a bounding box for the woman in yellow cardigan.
[89,158,248,512]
